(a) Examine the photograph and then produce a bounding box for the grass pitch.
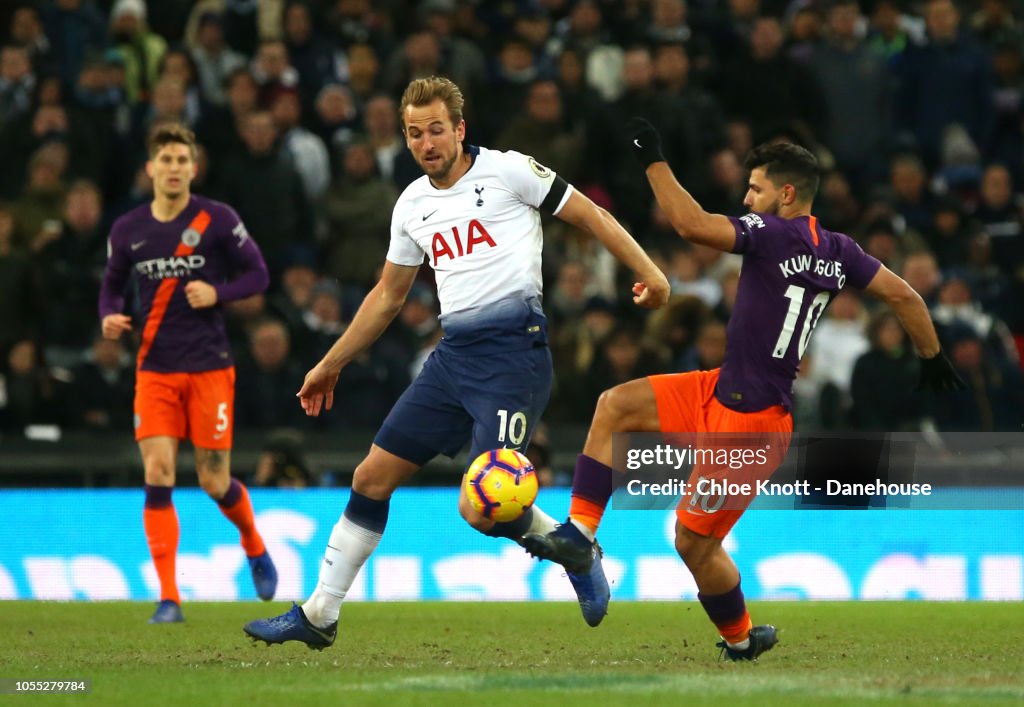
[1,601,1021,706]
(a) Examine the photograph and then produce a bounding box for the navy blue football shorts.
[374,297,553,467]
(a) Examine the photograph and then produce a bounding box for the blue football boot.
[524,523,610,627]
[248,551,278,601]
[244,604,337,651]
[149,599,184,624]
[716,625,779,662]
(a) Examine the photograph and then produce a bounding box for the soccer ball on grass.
[465,449,539,522]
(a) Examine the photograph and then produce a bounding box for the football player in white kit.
[245,76,670,648]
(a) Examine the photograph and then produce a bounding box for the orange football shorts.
[134,367,235,450]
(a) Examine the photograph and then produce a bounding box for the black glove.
[626,117,666,168]
[916,350,967,392]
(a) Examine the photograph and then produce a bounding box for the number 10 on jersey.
[772,285,830,359]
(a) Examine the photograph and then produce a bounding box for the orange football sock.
[143,500,180,605]
[716,611,753,644]
[568,497,606,534]
[217,479,265,557]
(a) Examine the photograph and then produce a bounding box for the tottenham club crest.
[181,227,201,248]
[474,185,485,207]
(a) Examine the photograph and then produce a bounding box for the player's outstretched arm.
[864,265,966,392]
[298,261,419,416]
[554,189,670,308]
[627,117,737,253]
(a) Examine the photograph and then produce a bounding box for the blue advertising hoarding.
[0,489,1020,601]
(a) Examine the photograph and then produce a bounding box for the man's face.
[403,99,464,181]
[1,47,30,82]
[743,167,783,214]
[243,113,277,154]
[146,143,195,200]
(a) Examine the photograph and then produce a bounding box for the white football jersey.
[386,146,573,321]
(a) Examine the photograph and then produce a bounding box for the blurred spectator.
[235,317,310,430]
[184,0,285,58]
[270,87,330,203]
[188,11,245,107]
[973,163,1024,270]
[716,16,826,145]
[34,179,106,355]
[931,276,1019,366]
[816,170,861,236]
[548,260,591,325]
[495,80,583,183]
[0,44,35,128]
[887,152,941,236]
[283,1,345,112]
[311,83,359,157]
[363,93,419,188]
[862,219,905,272]
[67,335,134,430]
[253,429,314,488]
[420,0,487,101]
[791,353,843,432]
[850,310,924,431]
[0,339,66,430]
[785,6,824,65]
[323,141,398,289]
[109,0,168,105]
[988,38,1024,182]
[9,6,55,79]
[678,319,727,372]
[934,322,1024,431]
[810,0,890,193]
[968,0,1019,50]
[698,148,746,217]
[267,255,318,348]
[39,0,106,88]
[382,29,444,99]
[475,35,538,143]
[0,205,37,354]
[11,143,67,252]
[896,0,994,168]
[215,110,311,271]
[252,39,300,107]
[923,196,969,268]
[157,48,205,127]
[575,325,664,422]
[807,290,869,398]
[901,250,943,305]
[667,244,721,307]
[197,67,257,171]
[545,0,622,102]
[327,0,394,57]
[300,280,347,362]
[647,0,716,81]
[866,0,921,61]
[346,42,381,106]
[643,294,710,366]
[385,282,440,380]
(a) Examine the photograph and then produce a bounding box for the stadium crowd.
[0,0,1022,444]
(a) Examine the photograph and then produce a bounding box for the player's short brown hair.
[744,142,820,202]
[147,121,197,160]
[399,76,464,129]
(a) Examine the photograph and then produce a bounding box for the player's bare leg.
[197,447,278,601]
[676,521,778,661]
[140,436,183,623]
[246,445,419,648]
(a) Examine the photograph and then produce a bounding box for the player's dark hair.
[147,122,197,160]
[399,76,464,129]
[744,142,820,202]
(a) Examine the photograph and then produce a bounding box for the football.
[465,449,539,522]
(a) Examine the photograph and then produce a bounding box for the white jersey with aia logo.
[386,145,572,323]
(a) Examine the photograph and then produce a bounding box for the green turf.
[0,601,1020,706]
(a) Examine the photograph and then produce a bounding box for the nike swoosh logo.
[633,139,642,148]
[131,241,146,251]
[422,210,437,221]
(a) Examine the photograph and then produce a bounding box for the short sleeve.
[728,213,773,258]
[501,150,572,215]
[837,233,883,290]
[385,200,425,266]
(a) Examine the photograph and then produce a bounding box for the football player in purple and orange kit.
[99,123,278,623]
[525,120,965,660]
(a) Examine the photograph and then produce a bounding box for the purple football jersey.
[98,195,269,373]
[716,213,882,412]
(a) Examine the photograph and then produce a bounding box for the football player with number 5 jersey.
[524,119,965,661]
[244,77,670,649]
[99,124,278,624]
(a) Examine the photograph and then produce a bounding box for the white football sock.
[302,515,382,628]
[570,518,596,542]
[726,637,751,650]
[527,505,559,535]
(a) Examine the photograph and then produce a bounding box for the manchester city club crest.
[181,227,201,248]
